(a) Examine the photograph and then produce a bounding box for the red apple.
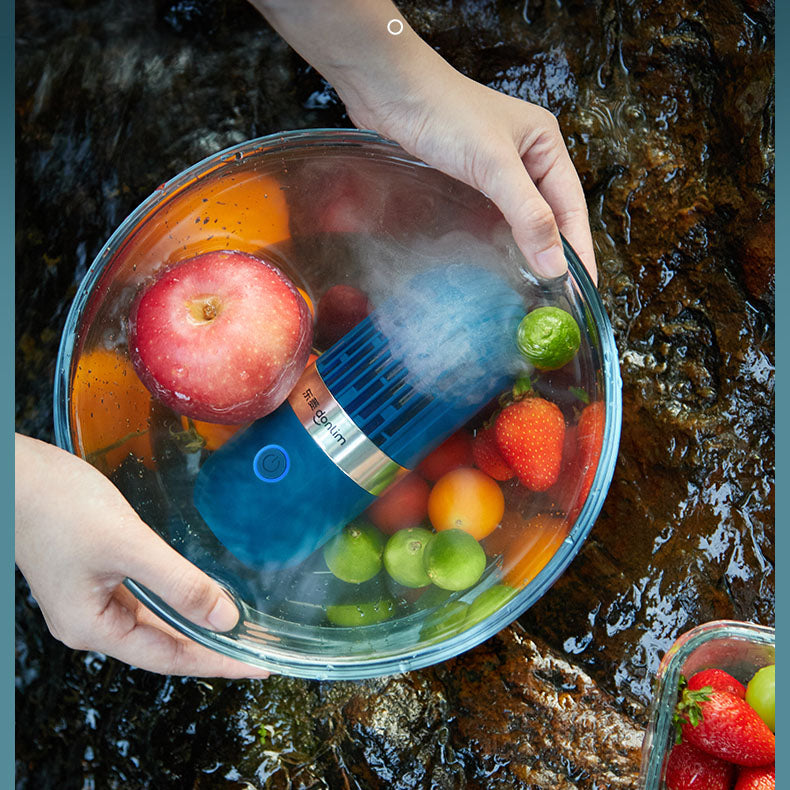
[316,169,381,235]
[315,284,372,348]
[128,250,313,423]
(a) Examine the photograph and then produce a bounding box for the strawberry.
[472,425,514,481]
[576,400,604,475]
[687,668,747,700]
[548,401,604,518]
[674,685,775,767]
[494,397,565,491]
[544,425,583,520]
[735,764,775,790]
[665,741,736,790]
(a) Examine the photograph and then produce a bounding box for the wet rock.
[16,0,773,787]
[335,628,644,789]
[16,586,643,789]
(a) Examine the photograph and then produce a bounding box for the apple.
[315,284,372,348]
[315,169,381,236]
[128,250,313,423]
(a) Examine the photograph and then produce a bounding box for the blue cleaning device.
[193,263,525,570]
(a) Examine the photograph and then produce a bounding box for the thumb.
[117,523,240,633]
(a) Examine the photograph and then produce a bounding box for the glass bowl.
[53,129,622,679]
[638,620,776,789]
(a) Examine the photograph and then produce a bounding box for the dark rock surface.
[15,0,773,787]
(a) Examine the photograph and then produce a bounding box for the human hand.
[252,0,596,283]
[15,433,270,678]
[342,65,597,284]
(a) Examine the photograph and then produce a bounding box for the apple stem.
[187,296,221,324]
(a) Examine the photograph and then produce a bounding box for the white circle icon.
[387,19,404,35]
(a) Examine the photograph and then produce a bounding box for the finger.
[113,582,184,637]
[475,145,568,279]
[97,594,270,677]
[113,520,241,634]
[523,142,598,285]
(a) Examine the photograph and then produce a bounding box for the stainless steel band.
[287,362,409,496]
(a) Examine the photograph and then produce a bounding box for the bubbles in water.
[353,230,530,405]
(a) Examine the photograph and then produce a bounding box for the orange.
[70,348,154,472]
[427,467,505,541]
[114,171,292,281]
[499,513,569,590]
[297,288,315,319]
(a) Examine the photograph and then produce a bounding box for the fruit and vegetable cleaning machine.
[194,263,525,569]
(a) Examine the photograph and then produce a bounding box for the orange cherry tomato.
[427,467,504,541]
[70,348,154,472]
[417,431,474,482]
[366,472,431,535]
[498,513,569,590]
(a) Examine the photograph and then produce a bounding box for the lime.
[322,520,385,583]
[465,584,518,627]
[415,584,453,610]
[383,527,434,588]
[516,306,581,370]
[423,528,486,591]
[326,598,395,627]
[419,600,470,643]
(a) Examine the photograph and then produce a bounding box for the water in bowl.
[62,138,612,673]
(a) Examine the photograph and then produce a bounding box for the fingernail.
[533,245,568,279]
[246,669,272,679]
[207,593,239,632]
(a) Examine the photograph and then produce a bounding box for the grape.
[745,664,775,732]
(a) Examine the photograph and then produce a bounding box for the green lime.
[419,600,470,643]
[383,527,434,587]
[415,585,454,610]
[465,584,518,627]
[325,598,395,627]
[322,520,385,583]
[516,306,581,370]
[423,529,486,591]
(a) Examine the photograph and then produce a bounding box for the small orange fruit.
[427,467,504,541]
[500,513,569,590]
[70,347,153,471]
[116,172,292,278]
[297,287,315,319]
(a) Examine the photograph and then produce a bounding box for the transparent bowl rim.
[53,128,624,680]
[638,619,776,789]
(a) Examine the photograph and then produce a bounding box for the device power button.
[252,444,290,483]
